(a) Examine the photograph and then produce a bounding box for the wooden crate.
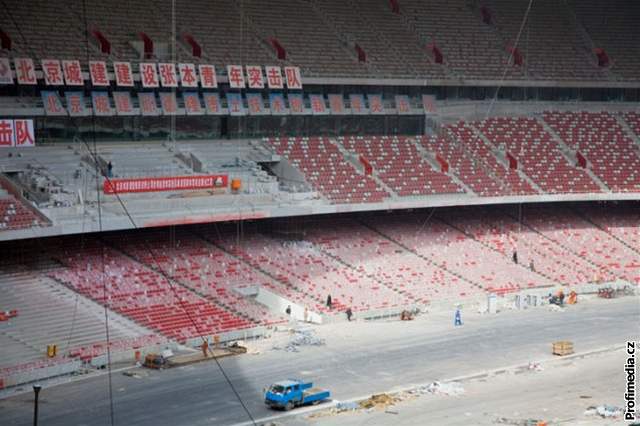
[552,341,574,356]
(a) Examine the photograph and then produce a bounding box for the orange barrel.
[231,179,242,191]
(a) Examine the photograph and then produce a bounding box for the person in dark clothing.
[107,161,113,178]
[345,307,353,322]
[285,305,291,316]
[326,295,332,309]
[530,259,535,271]
[512,251,518,264]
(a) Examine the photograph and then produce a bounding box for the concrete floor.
[1,296,638,426]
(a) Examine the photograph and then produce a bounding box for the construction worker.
[454,308,463,326]
[201,340,209,358]
[346,307,353,322]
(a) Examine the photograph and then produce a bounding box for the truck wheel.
[285,402,294,411]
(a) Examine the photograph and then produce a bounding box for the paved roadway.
[1,297,638,426]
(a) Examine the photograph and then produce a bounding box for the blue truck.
[264,379,331,410]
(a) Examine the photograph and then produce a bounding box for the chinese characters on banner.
[367,94,385,115]
[140,63,159,88]
[246,93,265,115]
[89,61,109,86]
[65,92,87,116]
[309,94,327,115]
[138,92,160,116]
[0,119,14,146]
[265,66,283,89]
[113,92,134,115]
[227,65,245,89]
[114,62,134,87]
[159,92,179,115]
[91,91,113,116]
[179,63,198,88]
[328,94,345,115]
[199,65,217,88]
[226,93,245,116]
[62,60,83,86]
[158,63,178,87]
[183,92,203,115]
[15,58,37,85]
[288,93,305,115]
[284,67,302,89]
[202,93,223,115]
[269,93,287,115]
[41,91,67,116]
[349,94,368,115]
[0,119,36,147]
[0,58,13,85]
[422,95,437,114]
[395,95,412,114]
[41,59,63,86]
[245,66,264,89]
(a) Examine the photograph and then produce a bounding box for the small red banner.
[104,175,228,194]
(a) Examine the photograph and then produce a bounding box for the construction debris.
[335,401,359,412]
[494,417,547,426]
[584,404,623,418]
[359,393,398,409]
[527,362,543,371]
[423,381,465,396]
[273,329,326,352]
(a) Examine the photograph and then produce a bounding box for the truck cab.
[264,379,330,410]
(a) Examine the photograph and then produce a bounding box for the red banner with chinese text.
[104,175,228,194]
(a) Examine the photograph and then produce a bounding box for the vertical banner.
[245,65,264,89]
[0,119,14,146]
[159,92,179,115]
[288,93,305,115]
[91,91,113,116]
[349,94,368,115]
[14,58,37,85]
[309,94,327,115]
[183,92,203,115]
[138,92,160,116]
[89,61,109,86]
[113,92,135,115]
[113,62,134,87]
[368,94,385,115]
[41,59,63,86]
[227,65,245,88]
[269,93,287,115]
[178,63,198,88]
[202,93,223,115]
[422,94,437,114]
[62,60,84,86]
[328,94,346,115]
[65,91,87,116]
[226,93,246,116]
[284,66,302,89]
[13,119,35,147]
[41,91,67,116]
[0,58,13,85]
[395,95,412,114]
[246,93,266,115]
[265,66,283,89]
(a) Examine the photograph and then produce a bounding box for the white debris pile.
[273,329,326,352]
[584,405,623,418]
[422,381,465,396]
[527,362,543,371]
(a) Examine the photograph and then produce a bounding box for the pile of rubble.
[273,329,326,353]
[584,404,623,418]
